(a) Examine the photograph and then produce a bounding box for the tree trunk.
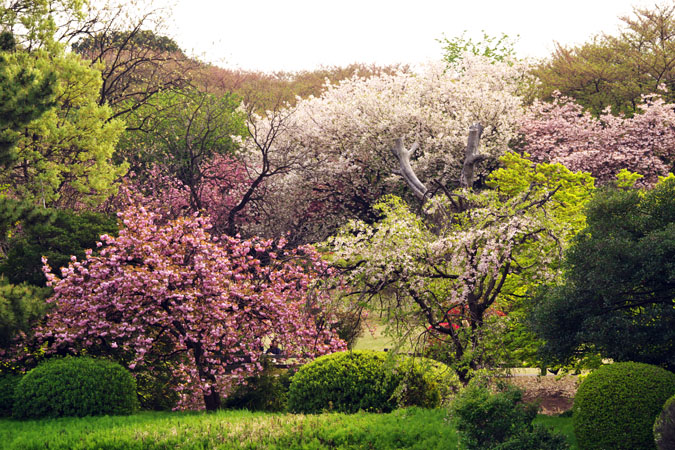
[392,123,486,200]
[203,388,221,411]
[191,341,221,411]
[459,123,486,189]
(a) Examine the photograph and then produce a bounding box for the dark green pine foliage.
[0,197,56,244]
[531,178,675,370]
[0,209,117,286]
[0,277,50,352]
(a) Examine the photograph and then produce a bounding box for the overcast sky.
[160,0,660,72]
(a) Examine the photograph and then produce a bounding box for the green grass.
[353,319,395,351]
[0,408,577,450]
[352,319,423,352]
[535,414,578,448]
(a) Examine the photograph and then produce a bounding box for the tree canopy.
[534,4,675,116]
[328,152,594,379]
[530,176,675,371]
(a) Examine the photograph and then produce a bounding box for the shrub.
[392,357,459,408]
[288,351,396,414]
[12,356,139,419]
[655,394,675,450]
[495,425,570,450]
[0,373,21,416]
[287,351,459,414]
[573,362,675,450]
[450,380,569,450]
[223,358,295,412]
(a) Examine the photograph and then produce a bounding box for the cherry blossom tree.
[133,154,255,237]
[239,55,528,243]
[26,195,344,410]
[328,147,594,381]
[519,94,675,186]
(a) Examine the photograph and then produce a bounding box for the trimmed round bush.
[13,356,139,419]
[655,394,675,450]
[0,373,21,416]
[573,362,675,450]
[287,350,459,414]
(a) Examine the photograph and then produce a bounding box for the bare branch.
[390,138,427,200]
[459,123,485,189]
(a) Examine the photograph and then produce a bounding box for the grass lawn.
[0,408,577,450]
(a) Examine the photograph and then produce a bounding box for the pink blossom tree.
[29,197,344,410]
[519,94,675,185]
[135,154,255,236]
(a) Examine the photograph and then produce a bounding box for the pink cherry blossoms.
[35,198,345,410]
[519,94,675,185]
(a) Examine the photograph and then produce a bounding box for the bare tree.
[71,0,195,125]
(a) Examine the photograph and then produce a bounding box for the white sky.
[160,0,660,72]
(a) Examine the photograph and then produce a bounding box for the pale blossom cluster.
[329,188,562,324]
[241,55,527,241]
[326,153,594,374]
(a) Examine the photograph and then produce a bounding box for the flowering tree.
[133,154,255,236]
[328,149,594,380]
[29,198,344,410]
[239,55,527,243]
[519,94,675,186]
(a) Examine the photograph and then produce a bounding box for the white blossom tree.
[239,55,528,243]
[328,147,594,380]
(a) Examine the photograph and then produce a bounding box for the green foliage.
[0,196,56,249]
[0,50,56,167]
[72,29,181,54]
[423,313,544,375]
[287,351,459,414]
[223,359,295,412]
[1,2,125,207]
[118,87,246,181]
[440,31,518,68]
[391,357,459,408]
[655,394,675,450]
[0,208,117,286]
[450,380,569,450]
[0,0,86,53]
[12,356,139,419]
[573,362,675,450]
[534,4,675,116]
[0,48,126,208]
[494,425,571,450]
[0,276,50,351]
[134,365,180,412]
[331,307,364,350]
[531,177,675,370]
[0,373,21,416]
[0,31,15,52]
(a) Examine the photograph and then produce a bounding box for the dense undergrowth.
[0,408,577,450]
